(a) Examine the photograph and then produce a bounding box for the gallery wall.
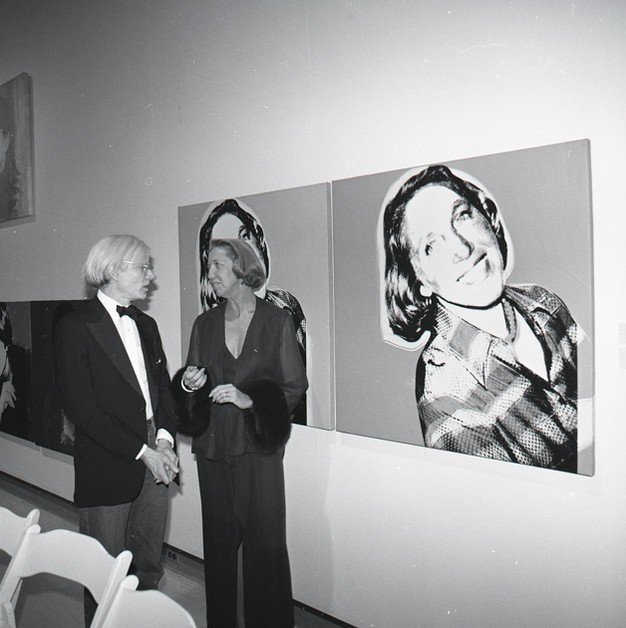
[1,2,625,626]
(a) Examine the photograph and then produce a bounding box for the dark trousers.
[79,421,169,625]
[197,453,294,628]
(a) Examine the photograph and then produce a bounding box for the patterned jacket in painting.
[416,284,578,470]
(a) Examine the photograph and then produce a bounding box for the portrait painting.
[0,301,32,442]
[332,140,593,475]
[0,73,35,226]
[178,183,334,430]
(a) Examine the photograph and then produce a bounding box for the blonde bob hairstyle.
[209,238,266,291]
[83,234,150,289]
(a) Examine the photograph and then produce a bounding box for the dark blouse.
[185,297,308,460]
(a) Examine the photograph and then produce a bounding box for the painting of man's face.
[404,185,505,308]
[211,213,264,263]
[332,140,594,475]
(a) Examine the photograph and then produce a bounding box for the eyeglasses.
[121,260,153,274]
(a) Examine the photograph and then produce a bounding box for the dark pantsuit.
[197,453,294,628]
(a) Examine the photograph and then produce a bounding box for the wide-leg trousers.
[197,452,294,628]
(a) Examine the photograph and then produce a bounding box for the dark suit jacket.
[53,297,177,507]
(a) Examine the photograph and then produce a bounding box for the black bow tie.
[117,305,139,321]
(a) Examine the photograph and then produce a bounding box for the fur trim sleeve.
[243,380,292,452]
[171,368,212,437]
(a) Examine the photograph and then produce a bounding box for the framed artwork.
[31,300,81,455]
[0,301,32,442]
[0,300,80,455]
[0,73,35,226]
[332,140,593,475]
[178,183,334,430]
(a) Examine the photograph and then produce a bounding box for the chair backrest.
[99,575,197,628]
[0,511,41,627]
[0,527,132,626]
[0,507,40,557]
[0,599,16,628]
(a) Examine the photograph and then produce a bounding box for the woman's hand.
[182,365,207,392]
[209,383,252,410]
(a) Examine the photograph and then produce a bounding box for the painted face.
[207,246,241,299]
[211,213,264,265]
[115,251,155,304]
[404,185,505,308]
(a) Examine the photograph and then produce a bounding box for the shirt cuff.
[156,428,174,447]
[181,379,195,393]
[135,444,147,460]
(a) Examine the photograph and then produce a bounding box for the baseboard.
[293,600,357,627]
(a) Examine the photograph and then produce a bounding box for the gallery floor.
[0,471,351,628]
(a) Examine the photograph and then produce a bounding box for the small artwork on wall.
[178,183,334,430]
[0,73,35,226]
[332,140,594,475]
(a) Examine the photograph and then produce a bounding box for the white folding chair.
[0,507,40,559]
[0,506,41,624]
[100,575,197,628]
[0,527,132,628]
[0,600,15,628]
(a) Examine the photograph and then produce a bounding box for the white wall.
[1,1,625,626]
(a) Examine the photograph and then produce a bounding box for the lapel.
[85,298,143,398]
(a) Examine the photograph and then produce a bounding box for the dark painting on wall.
[0,301,32,441]
[0,300,82,455]
[0,73,35,226]
[332,140,594,475]
[178,183,334,430]
[31,300,81,455]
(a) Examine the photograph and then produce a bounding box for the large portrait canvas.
[178,183,333,430]
[332,140,593,475]
[0,73,35,226]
